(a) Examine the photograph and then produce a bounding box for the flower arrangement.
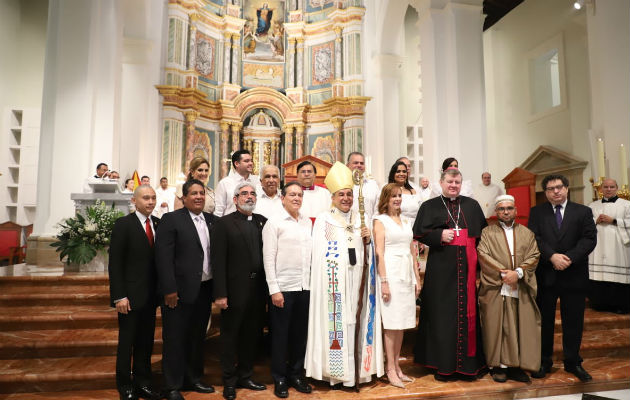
[51,200,124,265]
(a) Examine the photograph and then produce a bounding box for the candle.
[621,144,629,187]
[597,138,606,179]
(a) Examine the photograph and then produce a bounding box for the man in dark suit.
[212,182,268,400]
[156,179,218,400]
[528,174,597,382]
[108,185,160,400]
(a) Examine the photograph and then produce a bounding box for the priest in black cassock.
[412,167,487,381]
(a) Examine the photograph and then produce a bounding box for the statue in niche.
[256,3,273,36]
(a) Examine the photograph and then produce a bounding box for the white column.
[417,0,485,183]
[287,38,295,87]
[231,34,240,84]
[223,32,232,83]
[334,27,342,79]
[296,38,304,87]
[586,0,630,182]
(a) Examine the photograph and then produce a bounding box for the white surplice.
[588,198,630,284]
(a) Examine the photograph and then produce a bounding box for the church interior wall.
[483,0,595,199]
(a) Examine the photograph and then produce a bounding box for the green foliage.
[51,200,124,265]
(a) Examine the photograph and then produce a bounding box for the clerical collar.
[499,220,515,230]
[441,195,459,202]
[236,210,253,221]
[602,196,619,203]
[302,185,315,190]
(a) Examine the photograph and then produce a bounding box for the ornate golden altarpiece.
[157,0,369,186]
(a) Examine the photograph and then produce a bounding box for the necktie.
[195,216,210,277]
[555,204,563,228]
[145,217,154,246]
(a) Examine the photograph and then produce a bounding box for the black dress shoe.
[507,367,531,383]
[134,385,159,400]
[565,365,592,382]
[236,378,266,391]
[289,377,312,394]
[163,390,184,400]
[184,381,215,393]
[274,379,289,398]
[223,386,236,400]
[434,373,455,382]
[530,365,550,379]
[491,368,507,383]
[119,387,138,400]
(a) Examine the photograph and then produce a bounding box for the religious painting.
[243,0,285,62]
[306,0,334,11]
[195,31,215,81]
[243,63,284,89]
[185,128,216,186]
[311,42,334,86]
[309,133,335,164]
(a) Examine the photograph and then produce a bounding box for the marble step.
[0,273,110,287]
[0,327,163,359]
[556,308,630,331]
[0,305,163,331]
[0,355,627,398]
[0,285,110,306]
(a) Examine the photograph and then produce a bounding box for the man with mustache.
[212,182,268,400]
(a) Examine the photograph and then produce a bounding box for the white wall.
[483,0,592,189]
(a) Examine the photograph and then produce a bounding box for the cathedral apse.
[157,0,369,187]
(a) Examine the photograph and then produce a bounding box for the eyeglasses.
[545,184,566,192]
[496,206,515,213]
[237,191,257,197]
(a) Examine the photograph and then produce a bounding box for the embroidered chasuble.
[305,209,384,386]
[477,223,541,371]
[412,195,487,375]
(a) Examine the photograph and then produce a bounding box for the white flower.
[84,222,97,232]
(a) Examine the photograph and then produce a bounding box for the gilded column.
[295,124,306,159]
[220,121,231,178]
[231,34,240,85]
[188,20,197,70]
[331,117,343,162]
[223,32,232,83]
[231,122,241,152]
[184,111,200,170]
[271,140,278,166]
[296,37,305,88]
[253,141,260,175]
[263,141,271,166]
[284,125,294,164]
[334,26,342,80]
[287,38,296,88]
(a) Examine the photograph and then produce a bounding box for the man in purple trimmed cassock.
[412,167,487,381]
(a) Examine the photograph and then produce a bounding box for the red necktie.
[145,217,154,246]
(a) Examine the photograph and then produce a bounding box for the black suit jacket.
[211,211,267,308]
[528,201,597,290]
[108,212,159,309]
[155,207,217,304]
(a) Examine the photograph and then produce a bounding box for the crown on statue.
[324,162,354,194]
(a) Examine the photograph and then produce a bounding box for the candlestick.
[621,144,629,187]
[597,138,606,179]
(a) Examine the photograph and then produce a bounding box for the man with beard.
[212,182,268,400]
[412,167,487,381]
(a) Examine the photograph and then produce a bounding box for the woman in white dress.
[173,156,216,213]
[387,161,421,220]
[373,183,422,388]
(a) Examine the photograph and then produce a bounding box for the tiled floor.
[522,389,630,400]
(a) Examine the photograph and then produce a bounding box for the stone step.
[0,273,110,288]
[0,328,163,360]
[0,305,163,331]
[0,355,627,398]
[0,285,110,306]
[556,308,630,331]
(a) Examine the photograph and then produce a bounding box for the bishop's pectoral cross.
[453,225,462,237]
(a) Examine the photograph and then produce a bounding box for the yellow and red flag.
[131,170,141,190]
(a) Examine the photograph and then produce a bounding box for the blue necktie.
[555,204,563,228]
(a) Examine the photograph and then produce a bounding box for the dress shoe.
[236,378,266,391]
[183,381,215,393]
[507,367,531,383]
[163,390,185,400]
[530,365,550,379]
[119,387,137,400]
[565,365,592,382]
[134,385,159,400]
[274,379,289,398]
[491,368,507,383]
[289,376,312,394]
[434,373,455,382]
[223,386,236,400]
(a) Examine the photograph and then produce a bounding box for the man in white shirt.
[473,172,505,218]
[83,162,111,193]
[418,176,432,202]
[588,178,630,314]
[214,150,261,217]
[262,182,313,398]
[256,165,283,219]
[154,177,176,218]
[141,176,150,186]
[346,152,379,224]
[296,160,330,221]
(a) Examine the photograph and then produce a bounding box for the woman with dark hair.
[388,161,420,220]
[174,157,216,213]
[430,157,473,198]
[374,183,421,388]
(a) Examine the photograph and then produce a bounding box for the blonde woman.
[374,183,421,388]
[174,157,216,213]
